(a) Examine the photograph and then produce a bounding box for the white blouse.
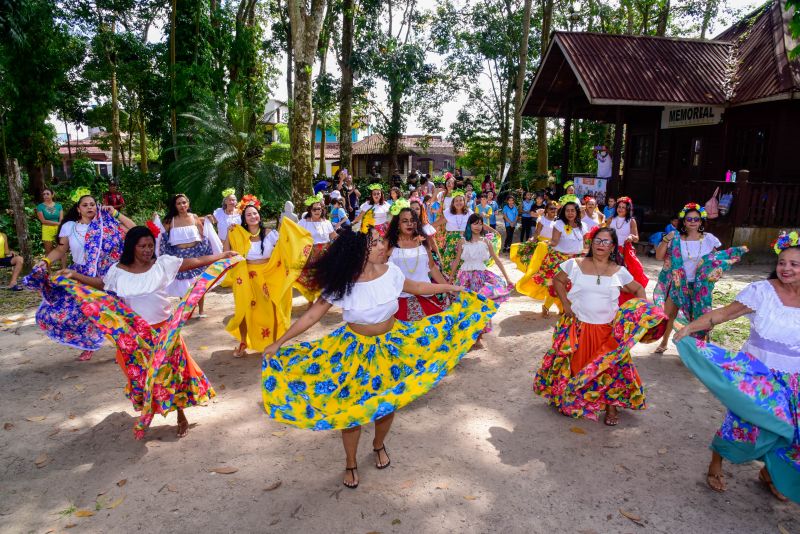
[103,255,183,325]
[553,220,589,255]
[679,233,721,282]
[581,212,602,229]
[298,218,335,244]
[246,230,279,261]
[422,223,436,237]
[323,262,405,325]
[443,210,472,232]
[561,258,634,324]
[537,217,556,239]
[389,245,431,297]
[735,280,800,373]
[59,221,89,265]
[460,239,490,271]
[168,224,201,246]
[213,207,241,241]
[609,218,632,244]
[359,202,391,225]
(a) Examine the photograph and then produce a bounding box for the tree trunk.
[63,116,72,177]
[318,116,326,177]
[138,110,148,173]
[537,0,554,175]
[108,21,121,179]
[338,0,354,173]
[655,0,670,36]
[169,0,178,160]
[310,0,332,171]
[6,159,32,268]
[508,0,533,186]
[700,0,717,39]
[387,95,402,173]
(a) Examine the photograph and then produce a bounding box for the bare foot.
[541,307,549,318]
[759,467,788,501]
[176,410,189,438]
[706,470,726,492]
[77,350,93,361]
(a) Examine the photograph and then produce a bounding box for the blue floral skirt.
[677,337,800,503]
[261,292,497,430]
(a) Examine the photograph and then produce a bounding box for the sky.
[56,0,762,141]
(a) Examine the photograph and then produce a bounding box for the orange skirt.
[569,322,640,386]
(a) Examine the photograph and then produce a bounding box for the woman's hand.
[35,259,50,271]
[263,342,283,356]
[56,268,75,278]
[673,326,689,342]
[562,302,575,318]
[446,284,464,292]
[102,205,115,213]
[217,251,239,260]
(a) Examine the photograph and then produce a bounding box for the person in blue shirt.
[648,216,679,254]
[501,195,519,252]
[520,191,535,242]
[476,193,493,226]
[329,198,350,230]
[603,196,616,220]
[487,191,499,230]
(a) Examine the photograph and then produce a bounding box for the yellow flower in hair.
[359,208,376,234]
[304,192,324,207]
[390,198,410,216]
[367,183,383,191]
[70,187,92,203]
[221,187,235,198]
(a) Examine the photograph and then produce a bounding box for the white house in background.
[261,99,289,144]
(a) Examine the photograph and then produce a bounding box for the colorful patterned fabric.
[677,337,799,503]
[396,295,444,322]
[530,246,574,301]
[294,242,328,303]
[440,231,463,278]
[56,257,240,438]
[515,239,551,300]
[226,221,312,351]
[456,269,510,333]
[159,233,213,282]
[510,240,539,273]
[533,298,667,420]
[618,243,649,305]
[485,231,501,268]
[654,239,746,337]
[23,209,124,351]
[261,292,497,430]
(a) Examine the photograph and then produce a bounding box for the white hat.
[330,190,342,199]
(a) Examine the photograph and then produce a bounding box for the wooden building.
[522,0,800,249]
[351,134,455,179]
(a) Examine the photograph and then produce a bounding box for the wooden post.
[6,159,32,268]
[611,106,623,196]
[561,112,572,188]
[732,169,750,227]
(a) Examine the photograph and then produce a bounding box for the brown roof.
[58,139,112,162]
[352,134,454,156]
[522,0,800,117]
[314,142,340,160]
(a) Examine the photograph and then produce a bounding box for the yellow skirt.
[225,261,290,351]
[515,238,551,300]
[42,224,58,242]
[262,291,497,430]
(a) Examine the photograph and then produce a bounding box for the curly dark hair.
[677,208,706,235]
[164,194,192,224]
[240,205,267,255]
[58,194,96,236]
[308,227,375,300]
[615,200,632,222]
[119,226,156,266]
[386,207,424,248]
[585,227,622,265]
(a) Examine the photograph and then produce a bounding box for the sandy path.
[1,257,797,533]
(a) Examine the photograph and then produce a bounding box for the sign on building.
[660,106,723,129]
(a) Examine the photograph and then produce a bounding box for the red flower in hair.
[146,220,161,238]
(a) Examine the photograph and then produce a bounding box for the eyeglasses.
[593,238,614,246]
[684,216,701,222]
[311,207,323,212]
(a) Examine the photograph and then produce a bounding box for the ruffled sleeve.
[324,263,404,310]
[553,220,565,234]
[735,280,768,313]
[559,258,578,281]
[614,266,634,287]
[706,233,722,250]
[104,255,183,298]
[102,263,122,293]
[59,221,73,239]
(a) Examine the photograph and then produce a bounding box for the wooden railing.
[740,182,800,227]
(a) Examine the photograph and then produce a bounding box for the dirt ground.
[1,256,798,534]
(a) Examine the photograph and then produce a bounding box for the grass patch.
[58,504,77,517]
[0,270,40,317]
[710,282,750,350]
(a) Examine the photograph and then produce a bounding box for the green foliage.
[786,0,800,58]
[710,283,751,350]
[70,157,98,189]
[166,99,291,215]
[116,167,166,223]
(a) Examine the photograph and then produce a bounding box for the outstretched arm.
[403,279,462,296]
[57,269,105,290]
[179,250,238,272]
[263,299,333,355]
[673,302,751,342]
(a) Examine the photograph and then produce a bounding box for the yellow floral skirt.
[515,238,551,300]
[226,261,289,351]
[261,292,497,430]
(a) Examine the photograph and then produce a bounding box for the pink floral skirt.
[456,269,511,332]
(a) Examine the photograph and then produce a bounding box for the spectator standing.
[36,187,63,256]
[502,195,519,252]
[102,182,125,211]
[520,191,536,242]
[593,145,612,179]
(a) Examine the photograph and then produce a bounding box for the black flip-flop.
[373,445,391,469]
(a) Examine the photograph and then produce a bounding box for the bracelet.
[42,257,52,267]
[112,209,120,219]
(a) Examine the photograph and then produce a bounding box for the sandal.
[77,350,93,361]
[232,343,247,358]
[706,470,727,493]
[759,468,788,501]
[343,464,359,489]
[373,445,391,469]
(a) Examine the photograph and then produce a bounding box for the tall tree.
[337,0,354,173]
[508,0,533,185]
[536,0,554,176]
[287,0,327,204]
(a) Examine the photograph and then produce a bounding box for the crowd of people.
[3,169,797,503]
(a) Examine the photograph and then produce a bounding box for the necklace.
[684,236,702,260]
[590,257,611,285]
[397,241,421,274]
[614,218,626,230]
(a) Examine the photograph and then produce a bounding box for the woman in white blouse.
[261,224,495,489]
[352,185,391,232]
[534,227,662,426]
[295,196,338,304]
[675,238,800,502]
[207,189,241,241]
[580,196,604,229]
[61,226,237,439]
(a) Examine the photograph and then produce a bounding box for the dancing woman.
[436,191,472,278]
[24,191,135,361]
[527,197,589,316]
[409,198,442,261]
[352,184,391,234]
[58,226,238,439]
[674,233,800,502]
[295,193,337,303]
[606,196,649,304]
[451,214,512,343]
[510,200,557,274]
[581,196,604,228]
[534,227,666,425]
[387,202,449,320]
[261,218,496,489]
[207,188,241,242]
[158,194,214,316]
[653,203,747,353]
[225,203,312,357]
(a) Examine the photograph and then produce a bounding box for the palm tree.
[167,97,291,214]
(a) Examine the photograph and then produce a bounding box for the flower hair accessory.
[583,195,594,204]
[221,187,235,198]
[616,196,634,213]
[563,181,574,189]
[70,187,92,203]
[360,208,376,234]
[679,202,707,219]
[772,231,799,254]
[145,220,161,239]
[389,198,411,216]
[367,183,383,192]
[450,189,466,198]
[236,194,261,212]
[304,192,324,207]
[558,194,579,206]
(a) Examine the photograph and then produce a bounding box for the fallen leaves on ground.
[570,426,586,435]
[105,497,125,509]
[391,519,401,525]
[271,431,286,437]
[199,346,208,350]
[117,479,127,487]
[3,422,13,430]
[777,524,791,534]
[263,481,282,491]
[34,453,50,468]
[619,508,644,526]
[463,495,479,501]
[657,448,667,455]
[25,416,46,422]
[209,466,238,474]
[74,384,86,392]
[62,374,78,380]
[74,510,95,517]
[435,482,449,490]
